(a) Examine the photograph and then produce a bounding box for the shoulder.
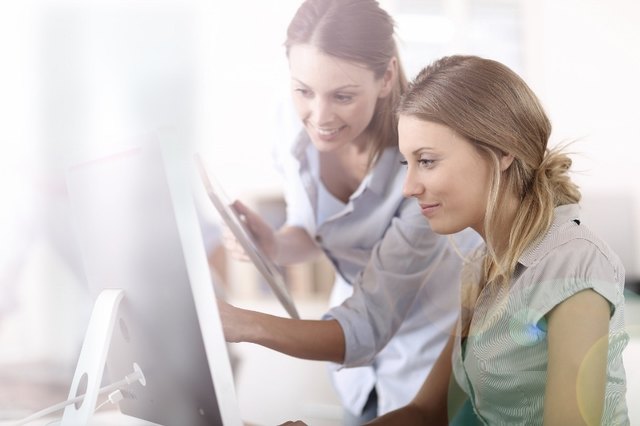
[528,218,624,287]
[271,97,306,163]
[522,205,626,316]
[366,147,407,198]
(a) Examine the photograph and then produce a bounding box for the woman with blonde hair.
[368,55,629,425]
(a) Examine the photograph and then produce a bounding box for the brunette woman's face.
[399,116,492,236]
[288,44,388,152]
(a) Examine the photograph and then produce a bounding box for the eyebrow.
[292,78,360,91]
[411,147,437,155]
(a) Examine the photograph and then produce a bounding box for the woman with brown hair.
[218,1,480,423]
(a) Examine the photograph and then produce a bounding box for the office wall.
[523,0,640,278]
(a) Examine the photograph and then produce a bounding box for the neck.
[494,194,520,257]
[331,135,372,171]
[477,192,520,256]
[320,147,369,182]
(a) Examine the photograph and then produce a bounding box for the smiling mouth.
[312,124,346,138]
[419,203,440,217]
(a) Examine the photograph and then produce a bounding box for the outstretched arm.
[218,300,345,363]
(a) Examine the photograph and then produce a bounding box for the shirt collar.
[290,130,401,199]
[518,203,581,267]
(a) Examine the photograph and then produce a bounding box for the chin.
[428,220,465,236]
[310,138,345,153]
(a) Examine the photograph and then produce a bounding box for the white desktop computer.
[57,134,242,425]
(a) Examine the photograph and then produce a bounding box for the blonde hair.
[285,0,408,168]
[398,55,581,331]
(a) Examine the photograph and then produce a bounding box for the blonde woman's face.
[399,116,491,237]
[288,44,386,152]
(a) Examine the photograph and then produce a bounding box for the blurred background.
[0,0,638,425]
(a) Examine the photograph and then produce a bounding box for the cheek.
[291,97,308,119]
[425,167,458,197]
[463,167,491,217]
[438,169,482,211]
[350,99,377,127]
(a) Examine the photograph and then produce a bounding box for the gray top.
[275,127,481,414]
[452,204,629,425]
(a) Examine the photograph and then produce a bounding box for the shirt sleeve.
[269,100,311,231]
[324,198,477,367]
[528,237,625,324]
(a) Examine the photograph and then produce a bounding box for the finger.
[222,226,250,261]
[231,199,249,217]
[230,201,256,233]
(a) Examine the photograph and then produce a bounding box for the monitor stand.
[61,288,125,425]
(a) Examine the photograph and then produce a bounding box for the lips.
[310,124,346,141]
[316,127,341,136]
[419,202,440,217]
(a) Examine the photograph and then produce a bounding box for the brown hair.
[285,0,408,168]
[398,55,581,329]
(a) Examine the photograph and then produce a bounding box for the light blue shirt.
[452,204,629,425]
[275,127,482,415]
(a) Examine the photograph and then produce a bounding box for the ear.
[500,152,515,171]
[379,57,398,98]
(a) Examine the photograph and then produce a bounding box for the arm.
[272,225,322,265]
[543,289,610,426]
[231,200,321,265]
[366,332,455,425]
[328,196,479,367]
[218,300,345,363]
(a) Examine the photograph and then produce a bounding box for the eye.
[418,158,436,168]
[334,93,354,103]
[294,87,312,98]
[400,157,437,168]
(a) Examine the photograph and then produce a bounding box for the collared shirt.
[275,127,482,415]
[451,204,629,425]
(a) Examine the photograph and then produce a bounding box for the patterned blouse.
[452,204,629,425]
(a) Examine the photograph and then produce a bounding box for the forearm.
[234,307,345,363]
[273,226,322,265]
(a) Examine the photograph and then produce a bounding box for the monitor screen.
[65,135,241,425]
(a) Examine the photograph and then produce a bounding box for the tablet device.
[195,155,300,320]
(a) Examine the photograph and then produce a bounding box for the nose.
[310,97,334,125]
[402,167,424,199]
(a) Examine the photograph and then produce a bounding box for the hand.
[229,200,279,262]
[222,223,250,262]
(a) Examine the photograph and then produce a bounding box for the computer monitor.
[64,134,242,425]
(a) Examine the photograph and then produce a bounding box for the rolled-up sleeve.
[324,198,462,367]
